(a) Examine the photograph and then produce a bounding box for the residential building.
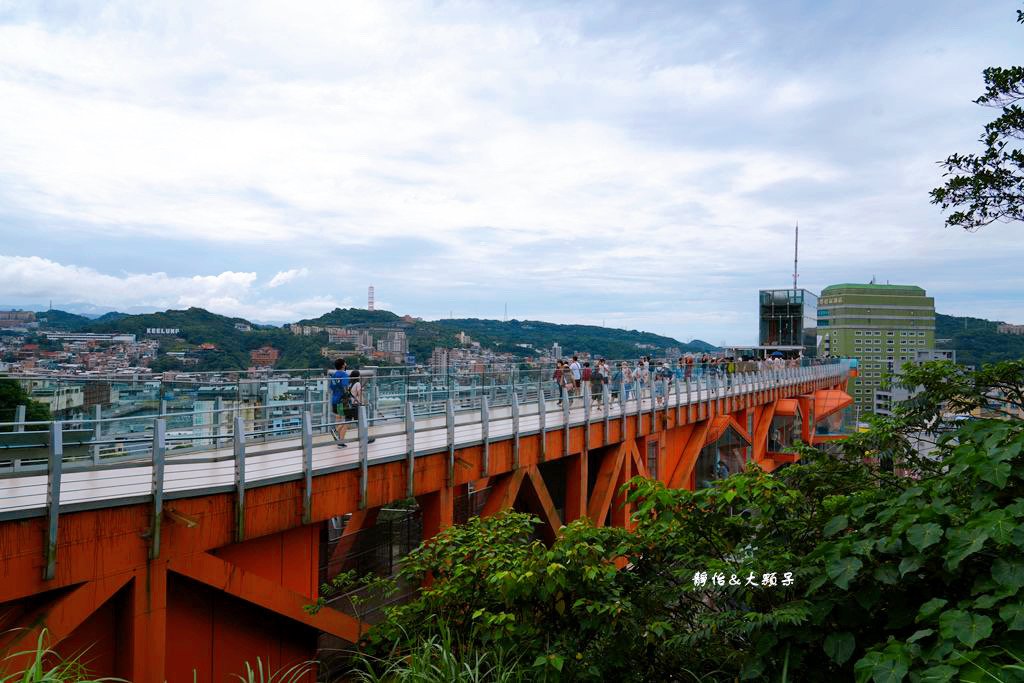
[0,310,36,329]
[249,346,280,367]
[817,283,935,415]
[997,323,1024,335]
[873,349,956,416]
[758,288,819,356]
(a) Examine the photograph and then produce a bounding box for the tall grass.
[350,625,526,683]
[0,630,123,683]
[231,658,317,683]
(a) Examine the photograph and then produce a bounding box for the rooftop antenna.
[368,285,375,311]
[792,221,799,292]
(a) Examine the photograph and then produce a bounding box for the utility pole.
[793,222,799,292]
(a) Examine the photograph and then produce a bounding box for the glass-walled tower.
[758,289,819,356]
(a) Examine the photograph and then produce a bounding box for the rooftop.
[821,283,927,295]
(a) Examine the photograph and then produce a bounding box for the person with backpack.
[329,358,351,448]
[554,361,565,406]
[347,370,376,444]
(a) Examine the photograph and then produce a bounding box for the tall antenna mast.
[793,221,799,292]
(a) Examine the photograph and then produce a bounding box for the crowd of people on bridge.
[549,352,824,409]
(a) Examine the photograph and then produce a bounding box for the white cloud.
[267,268,309,288]
[0,255,339,322]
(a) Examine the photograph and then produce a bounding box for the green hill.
[87,308,330,371]
[936,312,1024,366]
[297,308,714,360]
[34,309,94,330]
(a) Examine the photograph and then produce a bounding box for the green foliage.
[349,360,1024,681]
[351,623,525,683]
[231,658,316,683]
[0,630,123,682]
[0,379,51,429]
[936,312,1024,366]
[931,8,1024,230]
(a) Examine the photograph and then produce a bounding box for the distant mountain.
[936,313,1024,366]
[431,318,716,358]
[298,308,716,360]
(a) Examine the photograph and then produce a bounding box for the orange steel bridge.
[0,362,853,681]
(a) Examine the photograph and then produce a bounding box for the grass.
[350,625,526,683]
[0,630,123,683]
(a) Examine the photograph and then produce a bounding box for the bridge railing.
[0,359,850,475]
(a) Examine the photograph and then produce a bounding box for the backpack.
[582,367,592,381]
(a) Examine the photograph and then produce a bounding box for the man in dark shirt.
[329,358,350,447]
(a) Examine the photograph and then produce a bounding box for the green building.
[816,284,935,416]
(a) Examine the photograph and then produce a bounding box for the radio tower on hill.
[368,285,375,311]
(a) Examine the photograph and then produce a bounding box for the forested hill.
[296,308,717,359]
[936,313,1024,366]
[435,318,717,358]
[30,306,715,369]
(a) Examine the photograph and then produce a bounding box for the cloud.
[267,268,309,288]
[0,1,1021,341]
[0,255,340,322]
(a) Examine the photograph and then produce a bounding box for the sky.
[0,0,1021,345]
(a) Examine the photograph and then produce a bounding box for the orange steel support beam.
[588,443,626,526]
[523,467,563,542]
[667,420,712,490]
[328,508,380,577]
[564,451,588,523]
[480,469,526,518]
[417,484,454,541]
[168,552,362,644]
[752,402,778,466]
[610,440,637,530]
[130,562,167,683]
[0,571,132,669]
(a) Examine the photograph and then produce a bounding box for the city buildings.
[0,311,36,330]
[997,323,1024,335]
[817,283,936,415]
[758,288,819,356]
[873,349,956,416]
[249,346,280,367]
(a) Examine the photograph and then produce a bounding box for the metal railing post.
[481,396,490,477]
[561,386,570,455]
[537,387,547,462]
[150,419,166,559]
[358,405,369,510]
[405,401,416,498]
[583,389,591,455]
[301,411,313,524]
[15,404,25,431]
[674,377,682,424]
[91,404,102,465]
[233,416,246,542]
[446,397,456,485]
[44,421,63,581]
[214,396,223,448]
[602,384,611,442]
[511,390,521,469]
[648,374,656,434]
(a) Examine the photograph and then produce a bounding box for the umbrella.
[771,351,784,357]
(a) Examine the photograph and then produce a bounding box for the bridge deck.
[0,364,848,518]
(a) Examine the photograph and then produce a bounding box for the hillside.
[936,313,1024,366]
[86,308,330,370]
[432,318,716,358]
[34,309,94,330]
[297,308,715,360]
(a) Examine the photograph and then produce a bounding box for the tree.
[340,361,1024,681]
[0,379,50,429]
[931,10,1024,230]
